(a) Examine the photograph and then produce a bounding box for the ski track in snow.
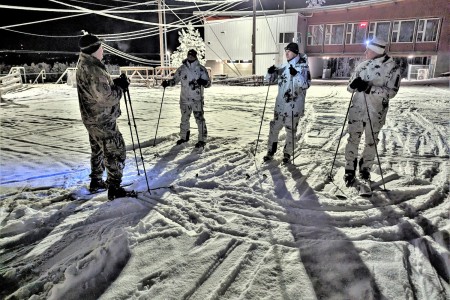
[0,83,449,299]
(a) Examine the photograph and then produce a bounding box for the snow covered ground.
[1,81,449,299]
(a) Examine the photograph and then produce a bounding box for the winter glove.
[197,78,208,86]
[267,65,276,74]
[289,65,298,76]
[161,80,170,88]
[350,77,370,93]
[113,73,130,90]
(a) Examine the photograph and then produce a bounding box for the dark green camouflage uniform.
[76,52,125,186]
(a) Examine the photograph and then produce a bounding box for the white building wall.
[255,14,299,74]
[204,18,253,61]
[205,13,300,76]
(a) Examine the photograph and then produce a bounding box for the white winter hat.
[366,37,386,54]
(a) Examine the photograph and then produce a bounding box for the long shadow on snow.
[1,194,157,300]
[368,184,449,286]
[266,163,385,299]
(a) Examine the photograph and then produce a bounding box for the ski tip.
[359,193,373,198]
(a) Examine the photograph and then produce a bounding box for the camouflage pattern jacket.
[266,53,311,117]
[76,53,123,128]
[171,59,211,105]
[347,54,401,122]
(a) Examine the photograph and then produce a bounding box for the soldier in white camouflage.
[344,37,401,186]
[264,42,311,164]
[162,49,211,148]
[76,33,135,200]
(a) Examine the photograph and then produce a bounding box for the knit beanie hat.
[366,37,386,55]
[284,42,299,54]
[187,49,198,57]
[79,34,102,54]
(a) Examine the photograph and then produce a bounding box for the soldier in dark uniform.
[76,33,135,200]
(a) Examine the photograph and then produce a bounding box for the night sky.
[0,0,360,63]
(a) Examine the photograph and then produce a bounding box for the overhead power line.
[100,1,239,41]
[102,43,159,65]
[0,2,216,14]
[0,1,249,41]
[0,0,155,29]
[47,0,208,28]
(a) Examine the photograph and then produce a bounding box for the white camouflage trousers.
[345,106,387,171]
[180,102,207,142]
[267,111,301,156]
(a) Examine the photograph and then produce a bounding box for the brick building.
[201,0,449,79]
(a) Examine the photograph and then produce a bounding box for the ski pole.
[153,86,166,146]
[200,95,205,148]
[290,74,295,164]
[124,88,151,194]
[363,92,386,190]
[327,91,354,181]
[291,109,295,165]
[254,81,271,156]
[122,87,140,175]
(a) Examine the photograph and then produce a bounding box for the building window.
[279,32,301,44]
[325,24,345,45]
[368,21,391,42]
[416,18,440,42]
[307,25,324,45]
[346,23,367,44]
[391,20,415,43]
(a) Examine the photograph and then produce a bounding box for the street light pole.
[158,0,165,67]
[252,0,256,74]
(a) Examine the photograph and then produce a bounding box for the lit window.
[416,18,440,42]
[346,23,367,44]
[307,25,324,46]
[391,20,415,43]
[324,24,345,45]
[368,21,391,41]
[279,32,301,44]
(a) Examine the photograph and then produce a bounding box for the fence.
[55,68,77,85]
[0,69,23,99]
[119,66,155,87]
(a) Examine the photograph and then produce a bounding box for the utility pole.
[163,0,168,66]
[252,0,256,74]
[158,0,165,67]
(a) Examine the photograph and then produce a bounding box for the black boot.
[176,130,190,145]
[263,151,274,162]
[89,178,107,193]
[195,141,206,148]
[263,142,278,162]
[344,170,355,187]
[108,184,137,200]
[282,153,291,164]
[358,158,371,180]
[360,168,371,181]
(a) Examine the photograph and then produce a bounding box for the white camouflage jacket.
[266,54,311,117]
[171,59,211,104]
[347,54,401,120]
